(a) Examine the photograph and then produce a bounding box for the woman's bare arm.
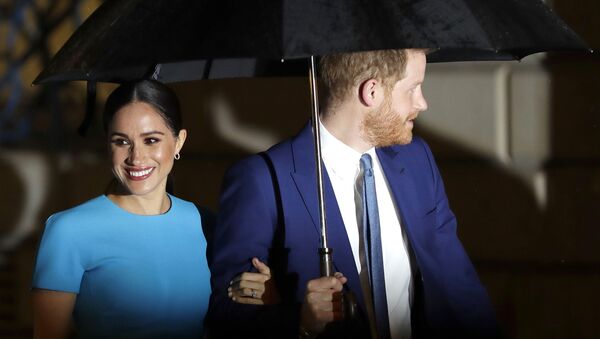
[31,289,76,339]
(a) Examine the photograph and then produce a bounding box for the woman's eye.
[145,137,160,144]
[111,138,130,146]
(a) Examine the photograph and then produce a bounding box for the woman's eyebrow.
[140,131,165,137]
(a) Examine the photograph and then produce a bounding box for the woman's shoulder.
[168,194,190,205]
[168,195,199,213]
[46,195,111,230]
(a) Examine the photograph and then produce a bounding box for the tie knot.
[360,153,373,171]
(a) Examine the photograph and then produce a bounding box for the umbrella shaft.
[309,55,334,277]
[309,56,328,249]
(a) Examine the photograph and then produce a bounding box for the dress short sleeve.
[32,213,85,293]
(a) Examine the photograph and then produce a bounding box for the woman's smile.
[125,167,155,180]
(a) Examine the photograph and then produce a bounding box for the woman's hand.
[228,257,280,305]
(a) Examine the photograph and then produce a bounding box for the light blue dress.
[32,195,211,338]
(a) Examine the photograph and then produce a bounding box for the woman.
[31,80,211,338]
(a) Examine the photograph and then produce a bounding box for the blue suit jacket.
[208,124,499,338]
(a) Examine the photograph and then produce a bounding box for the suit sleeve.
[206,155,299,338]
[417,138,501,338]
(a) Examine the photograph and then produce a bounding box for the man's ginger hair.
[318,49,410,114]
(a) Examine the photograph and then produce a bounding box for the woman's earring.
[174,153,181,160]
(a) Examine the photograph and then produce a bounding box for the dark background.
[0,1,598,337]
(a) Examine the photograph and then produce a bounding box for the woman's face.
[108,101,186,199]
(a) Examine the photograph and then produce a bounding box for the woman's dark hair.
[103,79,183,135]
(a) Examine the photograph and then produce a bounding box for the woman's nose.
[127,145,144,165]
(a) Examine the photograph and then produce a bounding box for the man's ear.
[358,78,380,107]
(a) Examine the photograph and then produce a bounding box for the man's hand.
[300,272,347,335]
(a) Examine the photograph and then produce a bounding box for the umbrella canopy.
[32,0,589,279]
[34,0,589,84]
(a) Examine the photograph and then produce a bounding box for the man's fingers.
[333,272,344,279]
[333,272,348,284]
[306,276,344,292]
[300,274,349,334]
[306,292,345,307]
[331,291,344,302]
[306,291,333,303]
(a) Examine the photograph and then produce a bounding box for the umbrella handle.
[343,290,358,320]
[318,247,357,321]
[319,247,334,277]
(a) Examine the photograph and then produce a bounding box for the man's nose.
[416,91,428,112]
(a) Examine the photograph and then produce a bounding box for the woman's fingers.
[229,271,267,301]
[252,257,271,275]
[229,295,264,305]
[229,286,263,299]
[229,258,280,306]
[230,271,270,285]
[230,277,266,292]
[229,285,264,298]
[228,283,265,305]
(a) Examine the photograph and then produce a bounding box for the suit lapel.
[290,124,367,311]
[377,146,425,311]
[288,124,320,233]
[377,146,424,235]
[376,146,408,213]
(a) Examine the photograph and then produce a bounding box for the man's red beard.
[361,98,416,148]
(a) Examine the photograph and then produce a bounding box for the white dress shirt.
[320,122,412,339]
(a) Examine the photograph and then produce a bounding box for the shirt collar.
[320,120,375,180]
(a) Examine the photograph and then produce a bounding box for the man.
[207,49,499,338]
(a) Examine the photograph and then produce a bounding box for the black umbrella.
[34,0,589,84]
[33,0,590,277]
